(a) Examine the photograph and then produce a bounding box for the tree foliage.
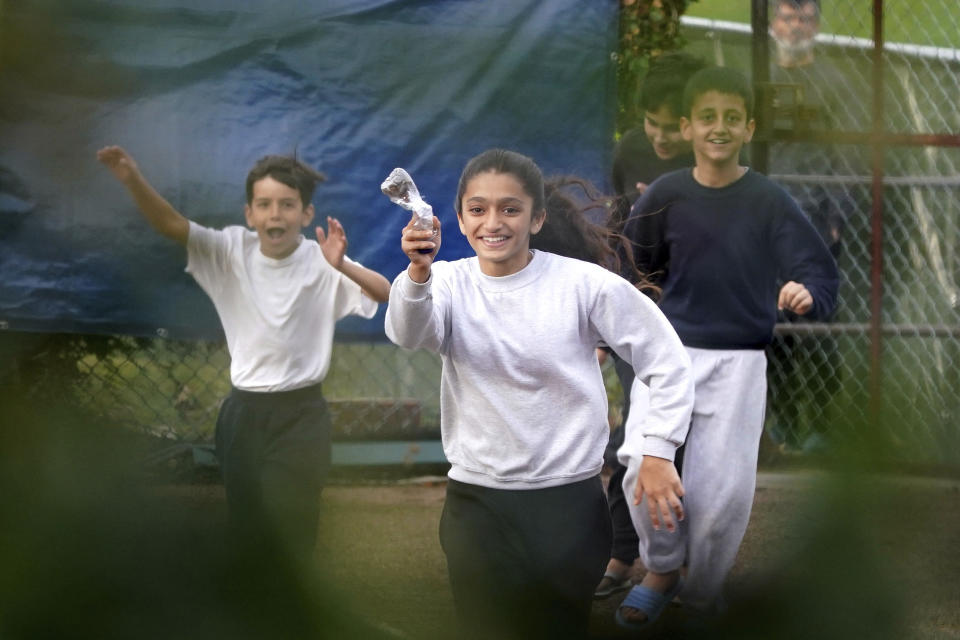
[616,0,697,132]
[1,332,150,402]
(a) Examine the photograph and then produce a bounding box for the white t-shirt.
[186,222,377,391]
[385,250,693,489]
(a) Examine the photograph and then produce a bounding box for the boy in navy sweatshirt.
[615,66,838,629]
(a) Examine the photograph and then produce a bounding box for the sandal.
[614,578,683,630]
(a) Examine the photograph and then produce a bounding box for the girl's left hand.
[634,455,685,533]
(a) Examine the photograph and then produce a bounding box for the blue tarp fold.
[0,0,617,339]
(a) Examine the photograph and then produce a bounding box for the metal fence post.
[750,0,770,174]
[869,0,886,428]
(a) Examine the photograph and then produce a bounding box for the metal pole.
[869,0,885,425]
[750,0,770,174]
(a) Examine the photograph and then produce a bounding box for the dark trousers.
[607,464,640,565]
[439,476,612,640]
[214,383,331,557]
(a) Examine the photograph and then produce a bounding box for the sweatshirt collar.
[469,249,545,292]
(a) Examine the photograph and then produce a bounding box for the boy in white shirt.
[98,146,390,556]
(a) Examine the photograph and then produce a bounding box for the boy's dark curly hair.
[639,51,707,117]
[245,154,326,206]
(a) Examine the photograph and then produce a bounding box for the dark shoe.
[594,573,632,599]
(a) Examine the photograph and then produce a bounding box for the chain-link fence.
[3,2,958,473]
[1,331,625,465]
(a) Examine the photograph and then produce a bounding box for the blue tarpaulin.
[0,0,617,340]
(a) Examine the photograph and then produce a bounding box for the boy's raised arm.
[97,146,190,246]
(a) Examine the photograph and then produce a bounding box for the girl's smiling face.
[457,170,545,277]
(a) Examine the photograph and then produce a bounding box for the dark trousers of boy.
[604,355,642,570]
[215,383,331,558]
[440,476,612,640]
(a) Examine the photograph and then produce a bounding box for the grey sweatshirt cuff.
[396,268,432,299]
[640,436,679,462]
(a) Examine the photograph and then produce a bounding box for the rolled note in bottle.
[381,167,436,253]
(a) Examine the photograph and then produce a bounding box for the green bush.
[616,0,697,132]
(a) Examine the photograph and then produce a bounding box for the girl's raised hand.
[401,214,440,283]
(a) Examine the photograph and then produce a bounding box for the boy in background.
[611,52,706,223]
[616,67,838,629]
[97,146,390,557]
[598,52,705,600]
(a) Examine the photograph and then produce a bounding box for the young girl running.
[384,149,693,640]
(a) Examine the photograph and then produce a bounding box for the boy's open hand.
[316,216,347,270]
[401,214,440,283]
[96,146,139,184]
[778,280,813,315]
[634,455,685,533]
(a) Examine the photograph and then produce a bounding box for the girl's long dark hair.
[532,176,659,297]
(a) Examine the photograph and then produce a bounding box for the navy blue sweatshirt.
[625,168,839,349]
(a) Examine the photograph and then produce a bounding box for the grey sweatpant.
[623,347,767,612]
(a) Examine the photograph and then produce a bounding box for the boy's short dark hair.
[639,52,707,116]
[771,0,820,15]
[682,66,755,121]
[245,155,326,205]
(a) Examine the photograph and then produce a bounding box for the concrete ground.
[297,469,960,639]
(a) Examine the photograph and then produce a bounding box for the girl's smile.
[458,171,544,277]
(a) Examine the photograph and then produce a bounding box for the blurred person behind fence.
[765,0,864,452]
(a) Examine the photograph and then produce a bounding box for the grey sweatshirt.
[385,250,693,490]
